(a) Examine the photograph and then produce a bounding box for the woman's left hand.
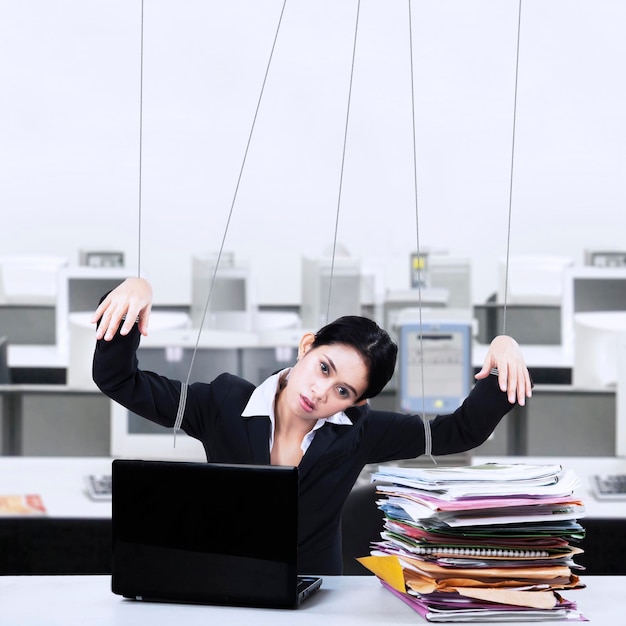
[474,335,532,405]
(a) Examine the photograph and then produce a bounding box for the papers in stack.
[358,463,587,622]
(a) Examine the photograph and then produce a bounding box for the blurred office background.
[1,0,626,460]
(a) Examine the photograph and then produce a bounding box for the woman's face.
[283,335,369,421]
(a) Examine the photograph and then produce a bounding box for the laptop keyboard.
[591,474,626,500]
[296,576,322,603]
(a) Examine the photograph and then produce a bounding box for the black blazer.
[93,324,515,574]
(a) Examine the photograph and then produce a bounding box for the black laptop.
[111,459,322,609]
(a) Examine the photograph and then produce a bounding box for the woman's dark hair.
[312,315,398,401]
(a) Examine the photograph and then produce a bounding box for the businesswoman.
[92,277,532,575]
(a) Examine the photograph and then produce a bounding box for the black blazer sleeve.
[356,374,515,464]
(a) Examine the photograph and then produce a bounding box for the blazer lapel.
[242,416,271,464]
[297,424,341,481]
[298,405,366,480]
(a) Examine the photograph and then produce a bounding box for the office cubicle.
[0,305,56,346]
[300,256,363,329]
[473,301,562,346]
[561,266,626,358]
[505,385,616,456]
[0,255,66,347]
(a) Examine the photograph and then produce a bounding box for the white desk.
[0,575,619,626]
[0,456,113,518]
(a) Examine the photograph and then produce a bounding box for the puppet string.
[173,0,289,443]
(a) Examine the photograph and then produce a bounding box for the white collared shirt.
[241,368,353,454]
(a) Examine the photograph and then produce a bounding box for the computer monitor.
[473,302,561,345]
[397,320,472,415]
[383,289,449,348]
[191,254,256,331]
[56,266,129,358]
[429,256,472,310]
[79,249,125,268]
[0,254,62,373]
[0,336,11,384]
[300,257,362,329]
[497,255,573,306]
[585,249,626,268]
[15,388,111,456]
[0,254,68,305]
[561,266,626,358]
[511,385,617,456]
[572,311,626,389]
[0,304,56,345]
[618,333,626,457]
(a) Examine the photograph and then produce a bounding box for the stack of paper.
[358,463,587,622]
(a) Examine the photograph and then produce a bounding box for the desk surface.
[0,575,619,626]
[1,455,625,519]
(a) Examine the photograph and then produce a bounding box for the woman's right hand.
[91,277,153,341]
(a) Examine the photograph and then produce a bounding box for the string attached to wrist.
[501,0,523,338]
[173,381,188,447]
[406,0,522,462]
[171,0,289,445]
[406,0,434,464]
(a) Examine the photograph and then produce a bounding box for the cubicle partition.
[0,304,56,346]
[503,385,617,457]
[0,386,110,456]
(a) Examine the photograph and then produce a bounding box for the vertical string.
[137,0,145,278]
[173,0,289,443]
[407,0,434,463]
[502,0,523,334]
[191,0,289,341]
[325,0,361,325]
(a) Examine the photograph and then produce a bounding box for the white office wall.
[1,0,625,306]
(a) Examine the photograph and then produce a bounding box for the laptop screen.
[112,460,302,608]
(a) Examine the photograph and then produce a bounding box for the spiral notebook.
[111,459,322,609]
